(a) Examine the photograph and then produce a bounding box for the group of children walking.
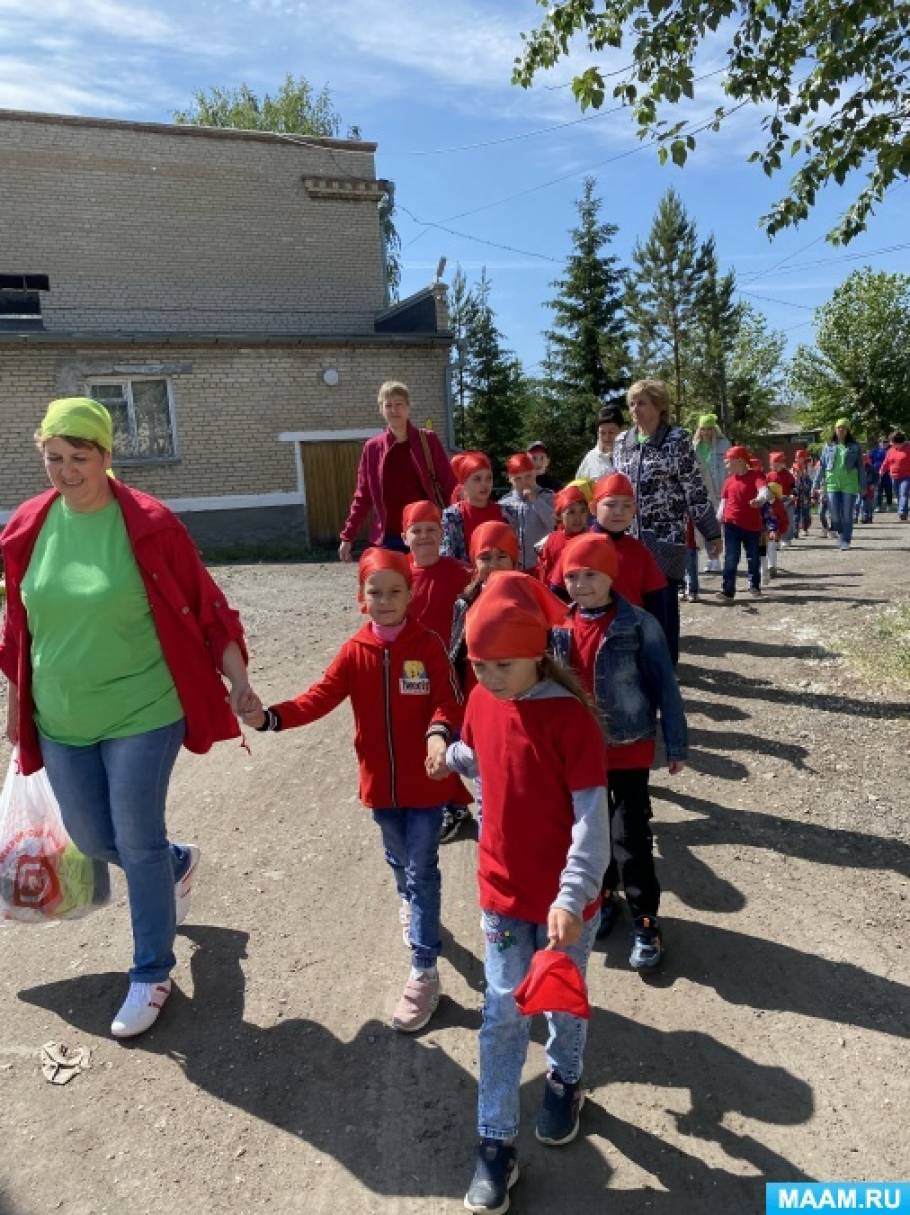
[239,446,688,1215]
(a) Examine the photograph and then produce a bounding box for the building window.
[0,274,50,331]
[87,379,178,462]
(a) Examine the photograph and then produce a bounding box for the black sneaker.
[630,916,663,972]
[440,805,473,844]
[464,1139,519,1213]
[715,590,734,603]
[595,892,620,939]
[535,1070,585,1146]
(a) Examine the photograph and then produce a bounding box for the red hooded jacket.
[0,482,248,776]
[271,617,468,809]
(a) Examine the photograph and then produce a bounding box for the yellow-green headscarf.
[39,398,113,452]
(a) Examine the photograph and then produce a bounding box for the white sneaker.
[111,979,172,1039]
[175,845,201,927]
[398,899,411,948]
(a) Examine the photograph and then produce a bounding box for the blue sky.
[2,0,907,377]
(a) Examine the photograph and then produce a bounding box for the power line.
[398,205,561,263]
[738,290,816,310]
[756,241,910,276]
[389,67,727,156]
[438,99,750,224]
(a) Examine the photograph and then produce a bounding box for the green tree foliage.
[626,188,700,418]
[513,1,910,244]
[544,177,629,454]
[447,267,481,448]
[688,236,739,432]
[460,270,527,470]
[174,75,401,297]
[726,304,787,443]
[790,269,910,437]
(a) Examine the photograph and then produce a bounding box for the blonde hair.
[377,380,411,407]
[627,379,670,422]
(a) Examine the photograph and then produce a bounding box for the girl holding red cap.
[536,484,591,599]
[441,451,505,563]
[498,452,556,572]
[240,547,467,1035]
[428,572,609,1211]
[551,533,687,972]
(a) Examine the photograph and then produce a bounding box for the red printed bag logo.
[14,855,60,909]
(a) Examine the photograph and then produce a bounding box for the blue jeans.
[684,549,699,597]
[894,477,910,519]
[784,501,797,541]
[372,807,444,968]
[39,720,188,983]
[722,522,760,595]
[478,910,598,1140]
[828,491,857,545]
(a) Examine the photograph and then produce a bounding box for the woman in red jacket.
[0,398,252,1039]
[241,547,467,1034]
[338,381,457,560]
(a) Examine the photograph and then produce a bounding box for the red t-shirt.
[721,471,766,531]
[769,499,789,534]
[409,556,472,646]
[382,440,427,537]
[458,500,505,553]
[462,686,607,924]
[537,528,572,589]
[767,469,795,497]
[568,607,655,773]
[609,531,667,606]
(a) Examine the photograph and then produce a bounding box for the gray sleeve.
[445,738,479,780]
[551,786,611,919]
[532,492,556,530]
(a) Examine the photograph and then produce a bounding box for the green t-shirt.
[21,498,182,746]
[696,440,712,464]
[825,444,860,494]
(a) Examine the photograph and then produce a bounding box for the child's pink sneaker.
[392,971,440,1033]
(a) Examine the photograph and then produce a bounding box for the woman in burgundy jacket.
[338,380,456,560]
[1,397,253,1040]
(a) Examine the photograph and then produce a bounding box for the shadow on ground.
[20,923,814,1210]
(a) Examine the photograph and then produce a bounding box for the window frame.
[84,376,181,467]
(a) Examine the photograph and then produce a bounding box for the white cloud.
[0,56,142,112]
[0,0,175,44]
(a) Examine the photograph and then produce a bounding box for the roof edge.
[0,108,378,152]
[0,329,451,348]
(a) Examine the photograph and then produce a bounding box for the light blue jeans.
[372,806,444,969]
[828,491,857,545]
[40,719,189,983]
[478,910,598,1140]
[894,476,910,519]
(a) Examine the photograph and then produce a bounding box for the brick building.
[0,109,453,549]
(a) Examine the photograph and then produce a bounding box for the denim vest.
[551,594,688,761]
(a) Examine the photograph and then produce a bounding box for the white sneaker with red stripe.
[110,979,172,1039]
[175,845,201,927]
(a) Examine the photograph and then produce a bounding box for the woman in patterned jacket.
[611,380,722,664]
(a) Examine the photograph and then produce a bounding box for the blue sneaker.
[629,916,663,972]
[595,892,620,939]
[464,1139,519,1213]
[535,1071,585,1146]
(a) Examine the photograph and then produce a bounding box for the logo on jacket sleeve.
[400,659,430,695]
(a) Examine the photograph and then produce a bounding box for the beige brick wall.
[0,114,387,336]
[0,341,452,512]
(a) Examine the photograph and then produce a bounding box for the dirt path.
[1,518,908,1215]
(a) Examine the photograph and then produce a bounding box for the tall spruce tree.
[689,237,740,432]
[544,178,628,458]
[461,270,525,470]
[627,188,700,420]
[447,267,480,449]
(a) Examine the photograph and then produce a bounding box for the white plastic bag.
[0,756,110,924]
